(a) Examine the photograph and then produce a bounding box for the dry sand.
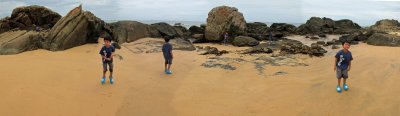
[0,37,399,116]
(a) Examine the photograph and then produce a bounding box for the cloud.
[0,1,26,17]
[0,0,399,26]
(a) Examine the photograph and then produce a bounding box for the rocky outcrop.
[246,22,269,40]
[367,33,400,46]
[0,30,44,55]
[280,39,327,56]
[370,19,400,33]
[188,25,204,35]
[44,5,113,51]
[232,36,259,47]
[151,22,180,37]
[205,6,246,41]
[110,21,160,43]
[0,5,61,33]
[296,17,361,35]
[334,19,362,34]
[269,23,297,36]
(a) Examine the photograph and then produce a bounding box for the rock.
[151,22,180,37]
[232,36,259,47]
[173,25,189,37]
[370,19,400,32]
[191,34,206,43]
[0,5,61,33]
[188,25,204,35]
[110,21,160,43]
[326,41,335,45]
[246,22,269,41]
[316,41,325,45]
[205,6,247,41]
[270,23,296,36]
[367,33,400,46]
[310,36,319,40]
[171,38,196,51]
[200,46,228,56]
[334,19,362,34]
[296,17,361,35]
[242,45,273,54]
[331,45,339,49]
[318,34,327,38]
[0,30,43,55]
[44,5,113,51]
[280,39,327,56]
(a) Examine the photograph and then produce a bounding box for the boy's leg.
[167,59,172,71]
[337,78,341,86]
[103,63,107,77]
[108,62,113,78]
[101,63,107,84]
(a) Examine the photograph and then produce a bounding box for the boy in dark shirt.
[334,41,353,93]
[162,36,173,74]
[99,36,116,84]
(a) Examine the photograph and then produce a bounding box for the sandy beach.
[0,37,399,116]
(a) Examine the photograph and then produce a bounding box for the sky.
[0,0,400,26]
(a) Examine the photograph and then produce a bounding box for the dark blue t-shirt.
[335,50,353,70]
[99,45,115,63]
[162,43,173,59]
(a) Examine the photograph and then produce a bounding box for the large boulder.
[0,5,61,33]
[173,25,189,37]
[296,17,361,35]
[0,30,44,55]
[334,19,362,34]
[232,36,259,47]
[296,17,335,35]
[370,19,400,33]
[188,25,204,35]
[205,6,247,41]
[44,5,113,51]
[367,33,400,46]
[151,22,180,37]
[110,21,160,43]
[269,23,296,36]
[246,22,269,40]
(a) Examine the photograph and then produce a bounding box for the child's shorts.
[165,58,173,64]
[336,68,348,79]
[103,62,113,72]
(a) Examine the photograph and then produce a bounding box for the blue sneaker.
[166,70,172,74]
[101,77,106,84]
[164,69,168,74]
[336,85,342,93]
[110,77,114,84]
[343,84,349,91]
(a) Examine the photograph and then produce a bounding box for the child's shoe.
[343,84,349,91]
[336,85,342,93]
[166,70,172,74]
[101,77,106,84]
[110,77,114,84]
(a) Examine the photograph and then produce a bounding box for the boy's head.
[164,36,171,43]
[342,41,350,50]
[104,36,112,47]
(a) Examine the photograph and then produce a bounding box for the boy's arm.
[170,50,173,59]
[110,52,114,60]
[334,57,338,71]
[348,61,351,71]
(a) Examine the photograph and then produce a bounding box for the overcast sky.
[1,0,400,26]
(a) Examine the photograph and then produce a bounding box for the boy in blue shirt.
[100,36,115,84]
[334,41,353,93]
[162,36,173,74]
